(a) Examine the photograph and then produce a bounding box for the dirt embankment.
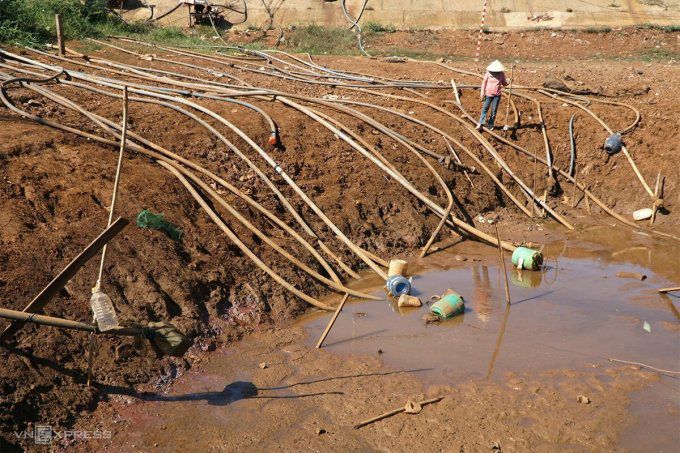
[0,29,678,451]
[231,26,680,60]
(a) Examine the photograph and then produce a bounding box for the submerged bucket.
[386,275,411,297]
[511,247,543,271]
[430,291,465,319]
[604,133,623,155]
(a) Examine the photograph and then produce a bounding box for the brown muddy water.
[301,226,680,450]
[73,226,679,452]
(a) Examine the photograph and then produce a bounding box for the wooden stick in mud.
[584,185,592,214]
[0,217,129,343]
[650,172,663,226]
[354,396,445,429]
[55,14,65,56]
[494,224,511,306]
[315,293,350,349]
[450,79,461,105]
[658,286,680,294]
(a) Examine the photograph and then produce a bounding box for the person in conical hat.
[476,60,509,131]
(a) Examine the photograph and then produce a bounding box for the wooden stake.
[55,14,65,56]
[0,217,129,343]
[315,293,350,349]
[650,172,663,226]
[450,79,461,105]
[86,324,96,387]
[354,396,444,429]
[494,224,511,306]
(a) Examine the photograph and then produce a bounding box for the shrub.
[0,0,149,44]
[287,25,358,54]
[364,21,396,33]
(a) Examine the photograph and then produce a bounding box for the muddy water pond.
[302,228,680,449]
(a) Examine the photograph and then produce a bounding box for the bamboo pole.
[55,14,65,56]
[0,217,128,343]
[658,287,680,294]
[0,307,144,336]
[315,293,350,349]
[494,224,511,306]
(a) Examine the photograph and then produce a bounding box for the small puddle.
[301,227,680,448]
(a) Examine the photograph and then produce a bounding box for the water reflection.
[511,268,543,288]
[471,265,492,322]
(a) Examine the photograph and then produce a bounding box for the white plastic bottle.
[90,290,120,331]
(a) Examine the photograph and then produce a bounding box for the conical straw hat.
[487,60,505,72]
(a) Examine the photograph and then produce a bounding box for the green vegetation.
[635,47,679,61]
[636,23,680,32]
[364,22,396,34]
[286,25,359,55]
[584,26,612,33]
[0,0,114,44]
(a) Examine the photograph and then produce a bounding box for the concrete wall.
[128,0,680,29]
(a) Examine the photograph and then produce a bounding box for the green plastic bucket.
[511,247,543,271]
[430,292,465,319]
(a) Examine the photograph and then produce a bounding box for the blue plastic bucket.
[386,275,411,297]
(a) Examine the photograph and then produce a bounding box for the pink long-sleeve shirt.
[481,71,508,97]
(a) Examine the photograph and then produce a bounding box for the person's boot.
[476,123,483,131]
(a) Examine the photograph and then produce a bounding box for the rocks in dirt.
[454,255,467,262]
[200,340,216,352]
[258,362,268,369]
[404,400,422,414]
[543,77,571,92]
[577,395,591,404]
[615,271,647,281]
[316,428,326,435]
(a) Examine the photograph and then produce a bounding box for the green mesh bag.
[136,209,182,240]
[146,321,192,357]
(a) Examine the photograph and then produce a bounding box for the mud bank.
[1,35,679,451]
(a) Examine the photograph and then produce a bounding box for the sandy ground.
[71,324,662,452]
[0,28,678,451]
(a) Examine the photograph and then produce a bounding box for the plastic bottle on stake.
[90,290,120,331]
